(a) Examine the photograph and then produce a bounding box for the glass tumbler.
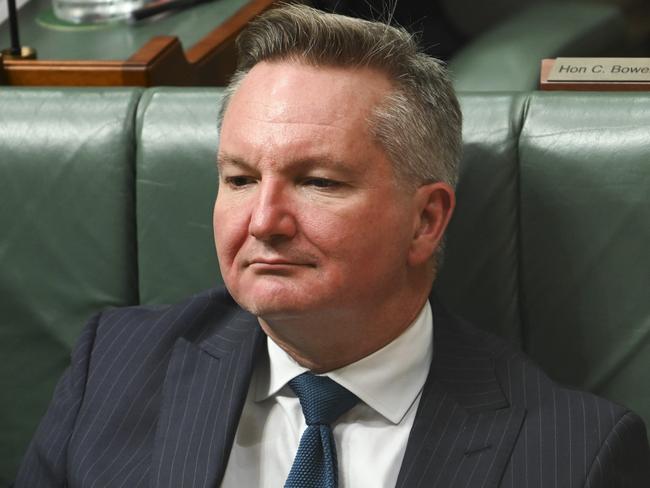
[53,0,145,23]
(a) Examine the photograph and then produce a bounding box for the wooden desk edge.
[187,0,276,63]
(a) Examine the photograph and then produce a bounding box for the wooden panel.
[3,60,145,86]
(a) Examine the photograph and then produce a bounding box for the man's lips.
[246,258,316,268]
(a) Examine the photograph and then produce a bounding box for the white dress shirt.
[221,302,433,487]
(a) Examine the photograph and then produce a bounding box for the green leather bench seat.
[0,88,142,484]
[520,94,650,403]
[1,88,649,484]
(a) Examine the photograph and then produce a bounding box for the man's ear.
[408,182,455,266]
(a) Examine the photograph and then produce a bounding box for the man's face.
[214,61,421,323]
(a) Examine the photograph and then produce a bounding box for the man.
[16,4,649,487]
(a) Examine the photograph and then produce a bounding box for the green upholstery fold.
[435,93,525,343]
[0,88,141,485]
[135,88,224,305]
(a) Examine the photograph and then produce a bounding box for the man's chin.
[227,276,316,315]
[226,274,346,321]
[228,287,305,319]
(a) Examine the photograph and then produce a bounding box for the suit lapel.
[150,307,265,488]
[396,301,526,488]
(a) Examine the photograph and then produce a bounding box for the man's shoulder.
[99,286,239,325]
[86,286,253,356]
[434,301,636,426]
[487,326,650,484]
[432,303,649,484]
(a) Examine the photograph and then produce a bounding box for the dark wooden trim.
[3,59,143,86]
[0,55,6,84]
[127,36,196,86]
[187,0,275,64]
[187,0,277,85]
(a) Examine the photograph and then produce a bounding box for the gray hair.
[218,3,462,189]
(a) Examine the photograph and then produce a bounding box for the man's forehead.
[224,61,393,127]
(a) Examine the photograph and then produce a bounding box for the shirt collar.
[254,301,433,425]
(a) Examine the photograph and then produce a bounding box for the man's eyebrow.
[217,152,363,175]
[216,153,252,171]
[294,157,356,173]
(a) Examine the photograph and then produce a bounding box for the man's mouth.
[250,259,295,265]
[246,258,316,268]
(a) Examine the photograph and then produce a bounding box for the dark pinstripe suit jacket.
[16,287,650,487]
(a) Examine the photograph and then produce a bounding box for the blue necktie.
[284,372,359,488]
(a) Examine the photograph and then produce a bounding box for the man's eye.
[303,178,340,189]
[225,176,255,187]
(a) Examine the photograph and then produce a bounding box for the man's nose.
[248,181,297,241]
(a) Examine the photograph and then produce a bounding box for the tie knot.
[288,372,359,426]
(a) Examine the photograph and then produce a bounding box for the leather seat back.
[0,88,141,484]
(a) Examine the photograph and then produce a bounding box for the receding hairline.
[217,5,426,132]
[223,57,398,114]
[234,4,421,71]
[219,58,399,131]
[219,56,415,150]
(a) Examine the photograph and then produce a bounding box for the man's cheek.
[216,235,243,275]
[218,241,241,268]
[216,214,248,244]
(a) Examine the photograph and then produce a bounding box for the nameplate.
[548,58,650,82]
